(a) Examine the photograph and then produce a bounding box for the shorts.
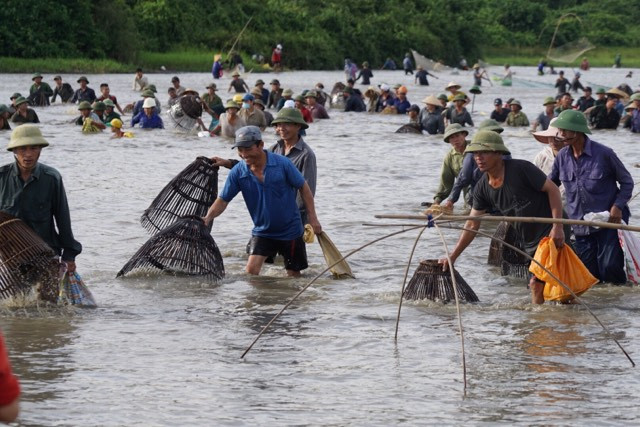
[248,235,308,272]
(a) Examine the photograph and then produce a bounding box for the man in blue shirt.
[549,110,633,283]
[131,98,163,129]
[203,126,322,277]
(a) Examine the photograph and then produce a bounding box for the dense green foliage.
[1,0,639,69]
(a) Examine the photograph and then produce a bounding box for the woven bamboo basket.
[404,259,479,303]
[0,212,59,302]
[487,221,530,278]
[141,157,218,234]
[118,216,225,282]
[180,95,203,119]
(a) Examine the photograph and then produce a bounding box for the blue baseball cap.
[242,93,255,101]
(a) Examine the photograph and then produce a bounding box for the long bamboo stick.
[374,214,640,233]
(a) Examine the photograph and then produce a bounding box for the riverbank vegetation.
[1,0,639,72]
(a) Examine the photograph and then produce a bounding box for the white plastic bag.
[618,229,640,285]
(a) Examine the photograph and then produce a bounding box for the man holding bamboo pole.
[549,109,633,284]
[440,130,567,304]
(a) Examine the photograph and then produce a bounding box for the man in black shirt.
[555,71,570,94]
[440,130,565,304]
[489,98,510,123]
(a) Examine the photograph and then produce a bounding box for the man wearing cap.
[589,94,620,129]
[228,72,250,93]
[97,83,125,115]
[8,93,22,116]
[51,76,74,103]
[276,88,295,111]
[304,91,329,120]
[92,101,107,123]
[505,100,529,127]
[238,94,267,130]
[570,72,585,93]
[0,125,82,272]
[212,101,246,138]
[594,88,606,107]
[133,68,148,91]
[103,99,121,125]
[267,79,283,109]
[441,130,566,304]
[10,98,39,124]
[432,124,470,205]
[627,93,640,133]
[129,90,160,117]
[415,65,436,86]
[171,76,185,96]
[490,98,510,123]
[532,97,557,132]
[212,56,223,79]
[75,101,106,131]
[575,87,595,112]
[343,87,366,113]
[445,94,473,127]
[532,118,565,180]
[203,126,321,277]
[555,71,570,94]
[418,95,445,134]
[254,79,269,104]
[393,86,411,114]
[445,82,466,102]
[554,93,573,115]
[28,73,53,106]
[71,76,96,104]
[131,98,163,129]
[550,109,633,284]
[202,83,223,114]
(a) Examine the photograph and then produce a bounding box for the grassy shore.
[1,47,638,74]
[483,46,640,68]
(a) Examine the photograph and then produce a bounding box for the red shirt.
[0,332,20,406]
[298,106,313,123]
[97,94,118,104]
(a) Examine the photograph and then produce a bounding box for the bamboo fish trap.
[487,221,530,278]
[141,157,218,234]
[404,259,479,303]
[0,212,59,302]
[117,216,225,282]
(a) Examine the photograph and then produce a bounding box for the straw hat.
[271,107,309,129]
[232,71,240,77]
[532,118,559,144]
[443,123,468,143]
[606,87,628,99]
[422,95,440,106]
[464,130,511,155]
[445,81,461,90]
[7,124,49,151]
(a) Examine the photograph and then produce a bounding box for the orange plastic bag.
[529,237,599,302]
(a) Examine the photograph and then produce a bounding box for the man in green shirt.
[0,125,82,271]
[202,83,223,115]
[28,73,54,106]
[433,123,469,205]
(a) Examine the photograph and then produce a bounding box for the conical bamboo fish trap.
[118,216,225,282]
[487,221,530,278]
[0,212,59,302]
[404,259,479,303]
[141,157,218,234]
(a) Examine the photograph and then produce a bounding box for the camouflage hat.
[443,123,468,143]
[464,130,511,155]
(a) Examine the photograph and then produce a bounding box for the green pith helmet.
[553,109,591,134]
[294,95,304,102]
[92,101,106,111]
[32,72,43,81]
[596,88,606,94]
[509,99,522,107]
[437,93,448,101]
[141,90,155,98]
[13,96,28,106]
[78,101,93,110]
[443,123,468,143]
[464,130,511,155]
[103,99,115,108]
[7,124,49,151]
[630,93,640,102]
[478,119,504,134]
[77,76,89,83]
[0,104,9,114]
[224,100,240,110]
[282,88,294,97]
[305,90,317,98]
[543,96,556,105]
[145,84,158,93]
[453,93,466,102]
[271,107,309,129]
[469,85,482,95]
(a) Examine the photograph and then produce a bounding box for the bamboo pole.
[374,214,640,233]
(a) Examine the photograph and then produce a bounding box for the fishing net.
[547,37,595,63]
[487,221,530,279]
[404,259,479,303]
[141,157,218,234]
[117,216,225,282]
[0,212,59,302]
[167,95,203,132]
[411,49,455,73]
